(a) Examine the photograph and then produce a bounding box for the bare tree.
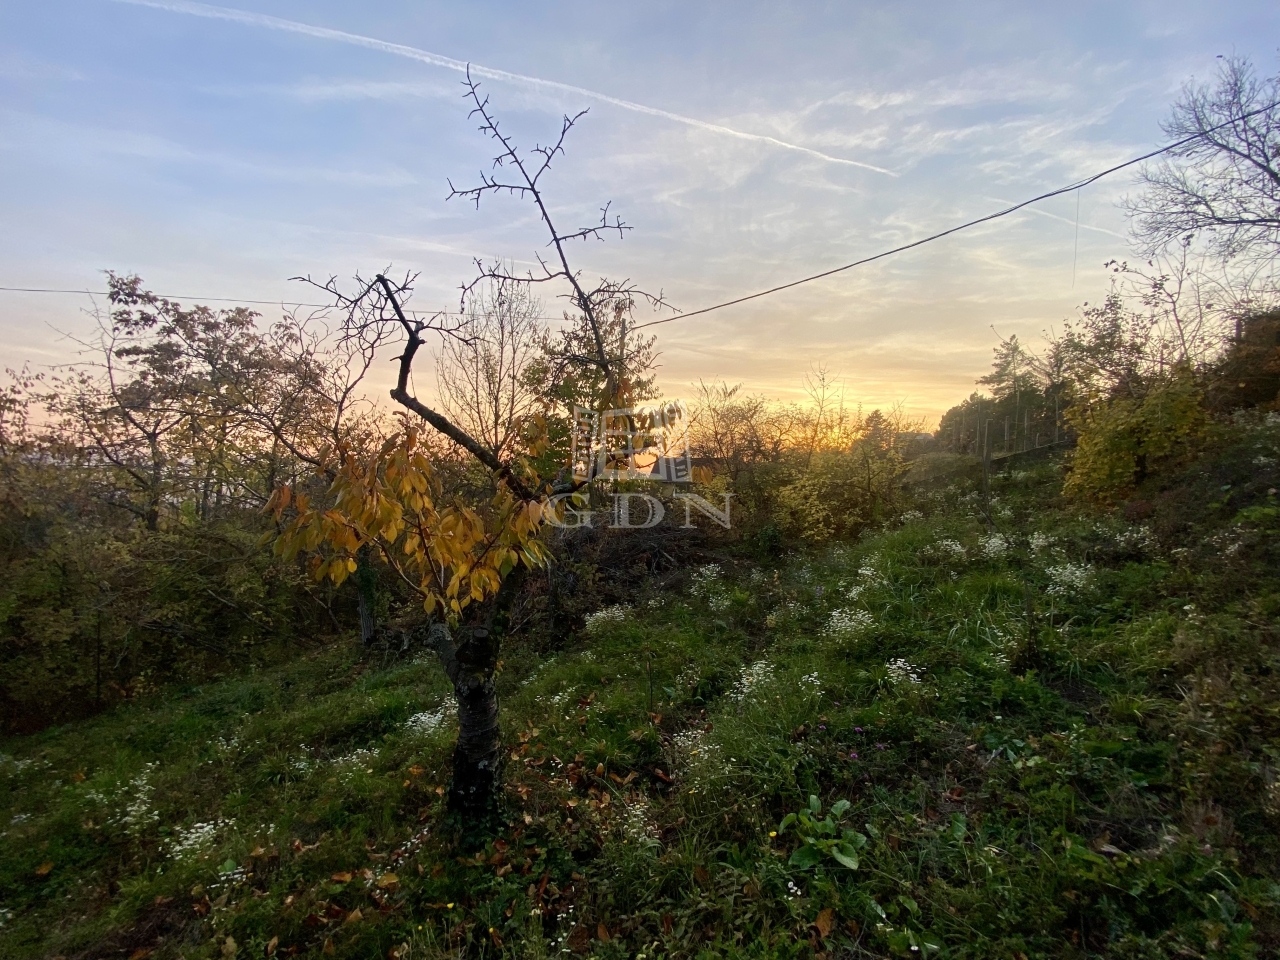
[294,72,669,822]
[1128,55,1280,262]
[435,277,545,462]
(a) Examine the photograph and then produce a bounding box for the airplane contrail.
[112,0,896,176]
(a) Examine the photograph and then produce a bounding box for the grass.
[3,444,1280,959]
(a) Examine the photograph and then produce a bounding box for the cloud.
[0,109,418,187]
[984,197,1127,240]
[111,0,897,175]
[201,78,460,103]
[0,53,82,82]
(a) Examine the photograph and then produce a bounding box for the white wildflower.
[689,565,733,612]
[1110,525,1158,554]
[1045,562,1095,597]
[899,510,924,524]
[120,763,160,835]
[170,818,234,860]
[885,658,922,685]
[1029,532,1055,553]
[826,608,874,643]
[404,708,449,737]
[729,660,775,702]
[620,795,660,846]
[671,728,728,785]
[688,564,722,597]
[584,605,630,635]
[932,539,967,561]
[979,533,1008,559]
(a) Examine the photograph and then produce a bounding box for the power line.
[3,99,1275,330]
[631,99,1280,330]
[0,285,568,320]
[0,286,333,307]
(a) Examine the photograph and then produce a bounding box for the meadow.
[5,413,1279,959]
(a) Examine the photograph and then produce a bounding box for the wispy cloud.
[984,196,1127,240]
[200,78,459,103]
[0,109,418,187]
[111,0,897,175]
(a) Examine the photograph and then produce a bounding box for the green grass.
[3,453,1280,959]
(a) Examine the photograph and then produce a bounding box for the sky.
[2,1,1278,423]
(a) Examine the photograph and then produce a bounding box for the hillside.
[4,418,1280,959]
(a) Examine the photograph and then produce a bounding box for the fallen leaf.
[408,765,425,777]
[322,938,335,955]
[489,928,504,949]
[813,908,834,939]
[72,770,86,783]
[653,768,673,783]
[127,950,152,960]
[330,872,353,883]
[344,909,363,925]
[693,865,710,883]
[597,923,611,942]
[221,936,238,958]
[266,935,279,957]
[250,846,265,858]
[377,873,399,890]
[35,861,54,877]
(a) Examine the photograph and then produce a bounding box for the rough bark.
[379,567,526,825]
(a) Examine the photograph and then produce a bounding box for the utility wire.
[3,99,1276,329]
[0,285,568,320]
[631,99,1280,330]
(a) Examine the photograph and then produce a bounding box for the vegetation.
[5,425,1280,958]
[3,51,1280,960]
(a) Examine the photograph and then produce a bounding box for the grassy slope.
[3,438,1280,960]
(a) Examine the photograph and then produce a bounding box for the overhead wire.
[0,285,569,320]
[2,98,1276,330]
[630,98,1280,330]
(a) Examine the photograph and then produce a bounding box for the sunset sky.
[3,1,1278,423]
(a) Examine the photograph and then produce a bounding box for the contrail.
[112,0,896,176]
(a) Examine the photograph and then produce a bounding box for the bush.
[1065,372,1209,502]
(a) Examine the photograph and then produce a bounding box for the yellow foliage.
[270,424,549,621]
[1064,371,1208,503]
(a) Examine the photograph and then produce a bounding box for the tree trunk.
[445,624,503,820]
[432,567,526,825]
[355,545,378,645]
